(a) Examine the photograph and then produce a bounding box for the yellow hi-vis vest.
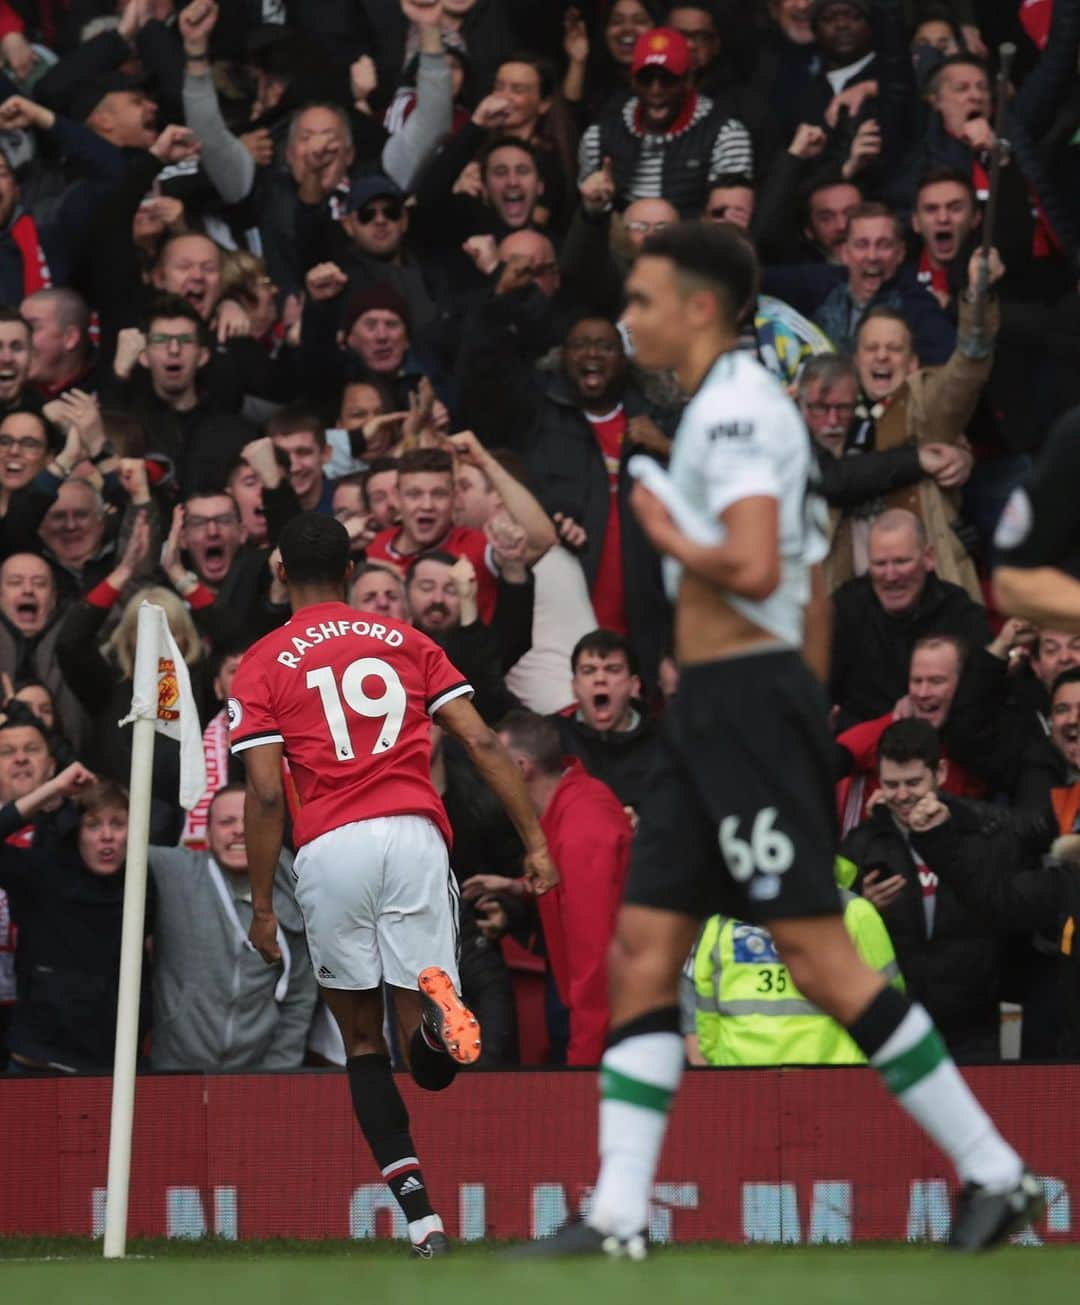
[685,888,903,1067]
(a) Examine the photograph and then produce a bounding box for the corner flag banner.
[120,602,207,810]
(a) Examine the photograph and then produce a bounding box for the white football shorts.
[293,814,460,991]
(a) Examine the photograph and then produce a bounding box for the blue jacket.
[763,262,956,365]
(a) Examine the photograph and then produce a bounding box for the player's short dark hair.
[640,221,758,328]
[278,512,351,586]
[877,718,941,769]
[496,708,563,776]
[397,448,453,481]
[571,629,638,676]
[1050,666,1080,705]
[916,166,977,204]
[142,293,210,347]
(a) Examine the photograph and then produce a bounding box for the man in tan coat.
[829,248,1005,601]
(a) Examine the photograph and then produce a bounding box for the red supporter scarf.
[10,213,52,295]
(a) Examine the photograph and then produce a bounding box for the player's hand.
[249,911,281,964]
[861,868,905,910]
[907,794,950,833]
[522,844,559,896]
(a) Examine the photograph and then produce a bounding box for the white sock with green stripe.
[589,1023,683,1240]
[867,1001,1022,1192]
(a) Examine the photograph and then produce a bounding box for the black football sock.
[346,1053,435,1224]
[409,1024,458,1092]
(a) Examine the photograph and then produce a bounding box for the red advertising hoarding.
[2,1067,1077,1244]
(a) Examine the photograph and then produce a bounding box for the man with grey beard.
[797,352,970,591]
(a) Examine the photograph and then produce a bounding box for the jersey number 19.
[306,657,406,760]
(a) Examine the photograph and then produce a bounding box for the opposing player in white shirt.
[523,223,1040,1257]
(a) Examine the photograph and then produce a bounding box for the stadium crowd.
[0,0,1078,1078]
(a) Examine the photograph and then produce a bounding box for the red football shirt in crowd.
[538,759,632,1065]
[585,406,628,635]
[365,524,499,623]
[228,601,473,849]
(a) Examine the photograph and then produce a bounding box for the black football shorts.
[625,648,841,924]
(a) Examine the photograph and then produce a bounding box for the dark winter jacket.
[829,572,991,729]
[552,707,659,812]
[0,799,148,1073]
[842,798,1014,1059]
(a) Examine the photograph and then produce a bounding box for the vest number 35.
[719,808,795,882]
[306,658,406,761]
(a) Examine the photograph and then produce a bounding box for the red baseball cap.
[631,28,691,79]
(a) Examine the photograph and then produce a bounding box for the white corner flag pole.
[103,604,161,1259]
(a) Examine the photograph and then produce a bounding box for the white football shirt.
[657,350,827,647]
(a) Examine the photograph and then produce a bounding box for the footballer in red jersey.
[232,513,555,1259]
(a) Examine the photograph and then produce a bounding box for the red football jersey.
[365,524,498,623]
[228,600,473,849]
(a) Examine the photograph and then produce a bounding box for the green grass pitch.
[4,1239,1080,1305]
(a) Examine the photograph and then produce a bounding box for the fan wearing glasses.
[577,27,752,218]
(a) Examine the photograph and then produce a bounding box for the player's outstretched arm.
[993,566,1080,635]
[243,742,286,964]
[434,696,559,895]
